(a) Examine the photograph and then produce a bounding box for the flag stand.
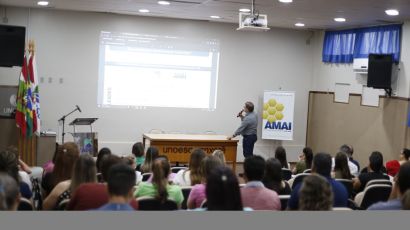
[17,39,39,166]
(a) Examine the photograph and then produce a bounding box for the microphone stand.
[58,107,79,144]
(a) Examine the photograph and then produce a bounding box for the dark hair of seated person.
[274,146,288,169]
[312,152,332,177]
[96,147,112,173]
[244,155,266,182]
[262,158,285,193]
[107,163,136,197]
[100,155,122,183]
[205,166,243,210]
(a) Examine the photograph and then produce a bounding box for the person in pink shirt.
[240,155,281,210]
[187,155,223,209]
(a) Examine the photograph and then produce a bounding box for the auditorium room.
[1,0,410,215]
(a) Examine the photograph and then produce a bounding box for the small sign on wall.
[361,86,381,107]
[334,83,350,103]
[0,85,18,118]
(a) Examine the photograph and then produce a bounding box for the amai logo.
[262,99,291,131]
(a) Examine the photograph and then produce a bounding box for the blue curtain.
[322,24,402,63]
[323,29,356,63]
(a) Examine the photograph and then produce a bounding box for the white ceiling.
[0,0,409,29]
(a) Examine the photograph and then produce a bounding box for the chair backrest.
[17,198,34,211]
[365,179,392,188]
[57,199,70,211]
[303,169,312,174]
[278,195,290,211]
[180,186,192,210]
[141,173,152,182]
[171,167,188,174]
[137,197,178,211]
[281,169,292,181]
[360,184,392,209]
[291,173,310,189]
[335,179,353,198]
[200,199,208,209]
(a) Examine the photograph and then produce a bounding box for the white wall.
[311,22,410,98]
[0,7,314,162]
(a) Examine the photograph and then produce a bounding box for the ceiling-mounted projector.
[237,0,270,31]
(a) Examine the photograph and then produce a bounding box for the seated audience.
[67,155,138,210]
[0,150,32,200]
[240,156,280,210]
[368,162,410,210]
[212,150,226,165]
[96,147,112,174]
[140,146,159,174]
[187,155,223,209]
[0,173,20,211]
[135,156,183,208]
[275,146,289,169]
[353,151,389,193]
[204,166,250,211]
[340,144,360,172]
[262,158,291,195]
[131,142,145,171]
[122,155,142,185]
[298,175,333,211]
[386,148,410,177]
[173,148,206,186]
[96,164,136,211]
[5,146,33,190]
[293,147,313,174]
[288,153,348,210]
[43,154,97,210]
[332,152,353,179]
[42,143,80,197]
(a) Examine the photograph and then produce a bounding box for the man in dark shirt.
[353,151,388,193]
[228,101,258,158]
[287,153,348,210]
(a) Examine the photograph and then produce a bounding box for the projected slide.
[97,31,220,110]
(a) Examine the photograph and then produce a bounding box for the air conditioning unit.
[353,58,368,73]
[237,12,270,32]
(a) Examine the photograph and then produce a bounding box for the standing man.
[228,101,258,158]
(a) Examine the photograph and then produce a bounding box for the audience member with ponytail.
[135,156,183,207]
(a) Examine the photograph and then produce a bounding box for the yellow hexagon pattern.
[263,99,285,122]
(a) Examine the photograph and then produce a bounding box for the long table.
[142,134,239,171]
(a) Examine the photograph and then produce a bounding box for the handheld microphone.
[236,109,244,118]
[76,105,82,113]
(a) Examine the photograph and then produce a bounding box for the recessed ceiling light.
[158,1,170,5]
[385,9,399,16]
[37,1,49,6]
[334,17,346,22]
[279,0,293,3]
[139,9,150,13]
[295,23,305,27]
[210,16,221,19]
[239,8,251,13]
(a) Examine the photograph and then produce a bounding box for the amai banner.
[262,91,295,140]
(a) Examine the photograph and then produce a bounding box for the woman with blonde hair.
[212,150,226,165]
[298,175,333,211]
[140,147,159,173]
[173,148,206,186]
